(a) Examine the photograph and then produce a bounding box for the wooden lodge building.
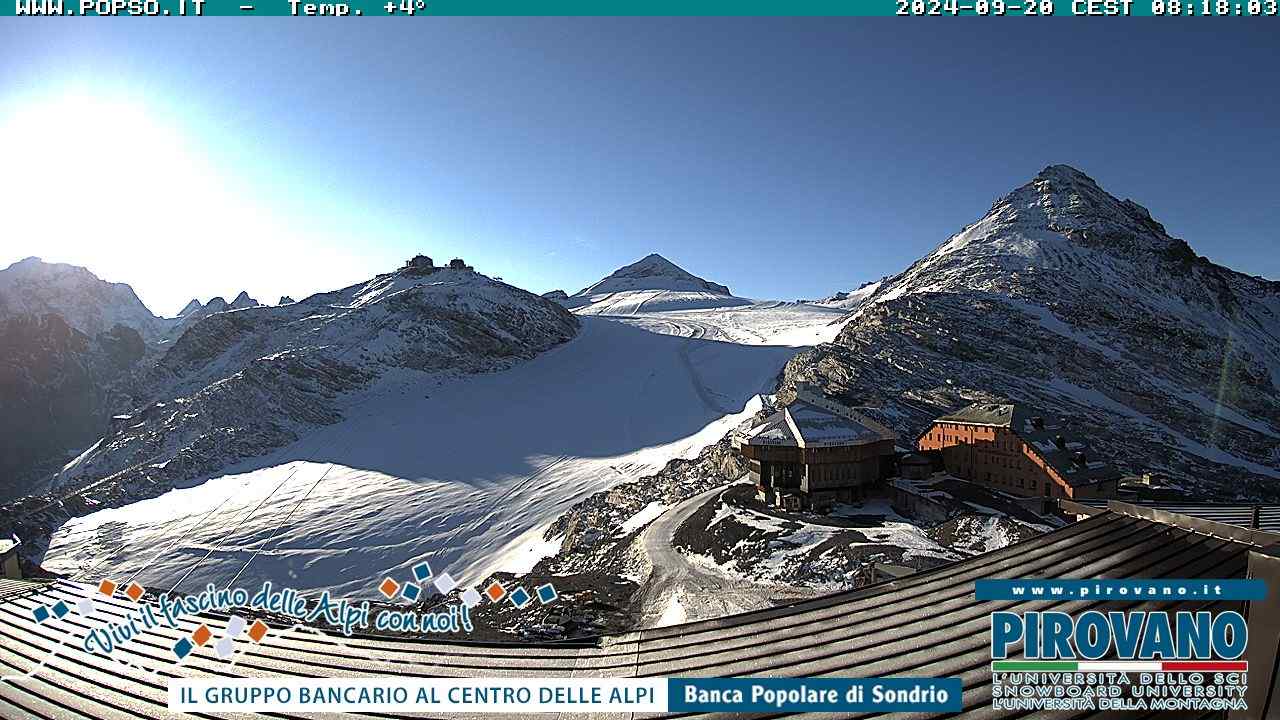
[733,386,898,512]
[917,402,1121,504]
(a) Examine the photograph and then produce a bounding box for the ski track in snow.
[42,302,844,598]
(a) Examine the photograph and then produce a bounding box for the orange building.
[917,403,1120,502]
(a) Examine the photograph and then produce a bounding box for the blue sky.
[1,20,1275,315]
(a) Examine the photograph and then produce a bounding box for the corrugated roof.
[0,506,1271,719]
[1069,499,1280,534]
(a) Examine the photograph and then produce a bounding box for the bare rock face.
[0,315,144,500]
[783,165,1280,501]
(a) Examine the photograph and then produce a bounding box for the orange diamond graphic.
[191,624,213,647]
[124,582,145,602]
[247,619,269,643]
[98,579,117,598]
[484,581,506,602]
[377,578,400,599]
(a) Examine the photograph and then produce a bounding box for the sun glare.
[0,91,324,315]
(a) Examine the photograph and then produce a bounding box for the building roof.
[935,402,1028,427]
[740,389,896,449]
[1067,499,1280,534]
[0,503,1274,718]
[741,411,796,446]
[785,400,890,447]
[933,402,1122,488]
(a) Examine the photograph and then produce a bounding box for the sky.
[0,20,1276,316]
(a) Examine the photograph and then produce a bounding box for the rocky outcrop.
[0,314,144,499]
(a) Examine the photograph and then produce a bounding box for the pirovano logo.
[980,579,1265,713]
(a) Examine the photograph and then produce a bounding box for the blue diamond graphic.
[401,582,421,602]
[32,605,51,624]
[51,600,70,619]
[509,587,531,609]
[173,637,194,660]
[412,561,432,582]
[536,583,558,604]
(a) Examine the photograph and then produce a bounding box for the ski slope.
[41,302,846,599]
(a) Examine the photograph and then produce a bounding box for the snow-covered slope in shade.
[40,310,819,595]
[566,253,752,314]
[785,164,1280,500]
[50,266,579,492]
[0,257,166,340]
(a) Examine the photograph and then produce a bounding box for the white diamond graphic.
[76,598,96,617]
[433,572,457,595]
[460,588,481,608]
[215,637,235,659]
[226,616,246,638]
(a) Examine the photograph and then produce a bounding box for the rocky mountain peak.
[228,291,260,310]
[988,164,1177,257]
[178,299,203,317]
[577,253,733,297]
[0,256,162,340]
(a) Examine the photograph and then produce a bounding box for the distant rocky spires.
[278,296,296,306]
[229,291,259,310]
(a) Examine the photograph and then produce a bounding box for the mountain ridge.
[785,164,1280,501]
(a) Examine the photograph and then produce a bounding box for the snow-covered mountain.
[814,278,884,310]
[784,164,1280,500]
[0,259,156,495]
[565,253,751,314]
[49,266,579,493]
[22,266,841,598]
[0,257,165,340]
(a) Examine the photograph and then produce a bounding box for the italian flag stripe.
[992,660,1246,672]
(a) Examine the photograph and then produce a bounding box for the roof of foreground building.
[740,386,897,449]
[0,502,1275,718]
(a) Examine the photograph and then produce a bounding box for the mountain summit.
[0,257,163,340]
[579,253,733,296]
[786,165,1280,501]
[565,253,748,314]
